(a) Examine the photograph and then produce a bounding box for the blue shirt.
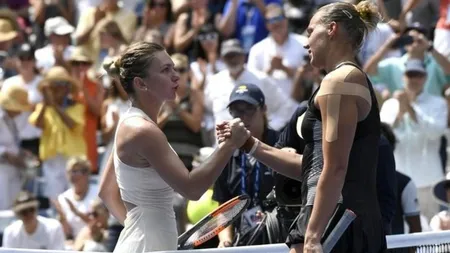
[369,54,450,97]
[223,0,282,52]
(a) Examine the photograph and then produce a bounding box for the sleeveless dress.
[113,107,178,252]
[286,62,387,252]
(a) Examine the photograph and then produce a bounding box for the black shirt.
[274,103,308,153]
[213,128,279,208]
[377,134,398,235]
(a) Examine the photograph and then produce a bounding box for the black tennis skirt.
[285,205,387,253]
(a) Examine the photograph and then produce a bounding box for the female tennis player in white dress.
[98,42,249,252]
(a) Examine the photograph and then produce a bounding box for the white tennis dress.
[113,107,178,252]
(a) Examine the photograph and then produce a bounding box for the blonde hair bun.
[355,1,381,31]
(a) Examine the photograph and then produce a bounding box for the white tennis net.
[0,231,450,253]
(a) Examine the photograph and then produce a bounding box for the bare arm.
[218,225,234,247]
[176,90,204,133]
[363,35,398,75]
[217,0,239,38]
[304,80,363,245]
[173,14,200,52]
[239,137,303,180]
[136,118,246,200]
[54,106,77,129]
[405,215,422,233]
[98,153,126,225]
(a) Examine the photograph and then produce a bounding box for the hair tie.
[342,10,353,19]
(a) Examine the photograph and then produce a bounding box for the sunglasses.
[175,67,188,74]
[90,210,99,218]
[229,105,258,118]
[405,71,426,79]
[150,2,167,8]
[71,61,91,66]
[198,33,218,41]
[266,15,285,25]
[70,168,89,176]
[18,207,36,217]
[19,56,34,61]
[53,80,71,86]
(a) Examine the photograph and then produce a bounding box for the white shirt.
[190,60,227,84]
[380,93,448,188]
[247,33,308,94]
[35,45,74,73]
[57,185,99,237]
[2,75,43,140]
[2,216,65,250]
[204,68,299,132]
[359,23,402,66]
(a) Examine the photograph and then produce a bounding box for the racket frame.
[178,194,251,250]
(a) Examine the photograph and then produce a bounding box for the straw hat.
[0,84,32,112]
[432,172,450,208]
[39,66,79,92]
[70,46,94,63]
[13,191,39,213]
[0,18,17,42]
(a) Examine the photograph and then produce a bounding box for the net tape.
[0,231,449,253]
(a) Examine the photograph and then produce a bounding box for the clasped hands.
[216,119,251,149]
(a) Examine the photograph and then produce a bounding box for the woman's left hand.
[303,240,323,253]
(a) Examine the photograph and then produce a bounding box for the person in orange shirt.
[70,46,105,173]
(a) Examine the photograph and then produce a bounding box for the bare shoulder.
[116,117,166,167]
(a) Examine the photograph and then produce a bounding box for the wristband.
[241,137,255,153]
[248,139,260,156]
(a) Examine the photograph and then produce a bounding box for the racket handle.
[322,209,356,253]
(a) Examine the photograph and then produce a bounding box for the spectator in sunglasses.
[29,66,87,200]
[2,191,65,250]
[53,156,99,241]
[191,24,227,91]
[158,53,204,172]
[134,0,174,50]
[380,59,448,220]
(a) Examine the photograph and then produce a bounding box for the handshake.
[216,118,252,150]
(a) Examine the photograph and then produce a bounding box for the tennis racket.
[178,194,251,250]
[322,209,357,253]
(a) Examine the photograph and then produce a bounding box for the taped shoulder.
[316,78,371,107]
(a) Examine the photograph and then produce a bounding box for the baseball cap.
[17,43,35,59]
[404,59,426,75]
[404,22,428,37]
[227,83,265,107]
[44,16,74,37]
[221,39,245,57]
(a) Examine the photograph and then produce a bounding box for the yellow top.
[29,103,87,161]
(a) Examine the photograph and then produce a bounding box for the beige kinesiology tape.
[316,81,371,142]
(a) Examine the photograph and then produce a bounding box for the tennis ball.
[187,189,219,224]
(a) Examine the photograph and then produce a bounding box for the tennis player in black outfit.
[217,1,386,252]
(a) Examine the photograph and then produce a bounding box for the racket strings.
[185,200,248,245]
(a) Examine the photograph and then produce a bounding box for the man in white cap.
[381,59,448,220]
[2,191,65,250]
[35,16,74,72]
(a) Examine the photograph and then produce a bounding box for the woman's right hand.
[225,118,251,149]
[218,240,232,248]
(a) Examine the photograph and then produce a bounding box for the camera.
[256,172,302,244]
